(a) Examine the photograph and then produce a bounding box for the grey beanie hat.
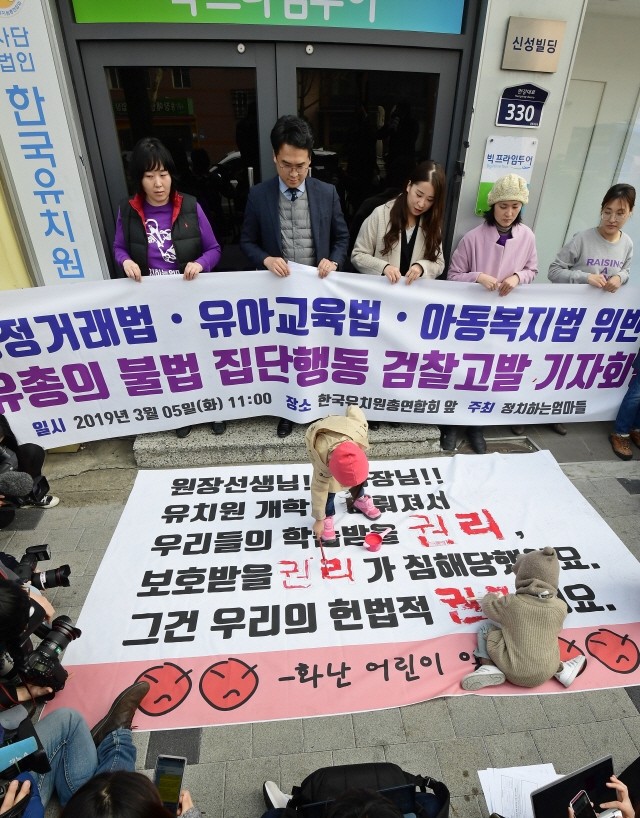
[513,546,559,596]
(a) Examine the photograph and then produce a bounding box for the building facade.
[0,0,637,288]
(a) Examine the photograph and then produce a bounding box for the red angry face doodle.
[586,629,640,674]
[558,637,587,677]
[136,662,193,716]
[199,658,259,711]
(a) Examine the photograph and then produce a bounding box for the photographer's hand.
[0,779,31,815]
[177,791,194,816]
[27,588,55,623]
[601,775,634,818]
[16,683,53,702]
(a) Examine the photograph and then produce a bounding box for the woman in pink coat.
[444,173,538,454]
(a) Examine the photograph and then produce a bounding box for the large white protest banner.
[2,267,639,445]
[49,451,640,731]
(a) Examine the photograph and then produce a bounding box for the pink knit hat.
[328,442,369,486]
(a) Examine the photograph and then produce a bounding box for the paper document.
[478,764,561,818]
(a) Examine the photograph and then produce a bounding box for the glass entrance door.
[82,40,459,273]
[275,43,459,230]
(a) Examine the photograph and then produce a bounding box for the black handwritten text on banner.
[49,452,640,731]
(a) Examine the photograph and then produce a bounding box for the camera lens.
[39,616,82,657]
[31,565,71,591]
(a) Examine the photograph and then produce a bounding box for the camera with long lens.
[0,548,82,693]
[18,615,81,692]
[12,545,70,591]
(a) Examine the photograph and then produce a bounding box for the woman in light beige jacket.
[351,160,446,283]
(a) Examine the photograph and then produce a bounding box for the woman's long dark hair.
[382,160,445,262]
[58,772,173,818]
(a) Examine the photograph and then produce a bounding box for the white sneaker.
[21,494,60,508]
[263,781,292,810]
[554,654,586,688]
[20,494,59,509]
[461,664,506,691]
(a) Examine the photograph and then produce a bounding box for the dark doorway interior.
[297,68,439,225]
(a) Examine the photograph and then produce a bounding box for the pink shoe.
[353,494,381,520]
[322,516,337,544]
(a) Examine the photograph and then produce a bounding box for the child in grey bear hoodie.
[461,546,586,691]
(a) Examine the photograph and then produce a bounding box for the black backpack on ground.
[282,762,450,818]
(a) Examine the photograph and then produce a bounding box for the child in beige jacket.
[462,547,585,691]
[305,405,382,544]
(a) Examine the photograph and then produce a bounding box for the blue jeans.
[473,621,500,661]
[325,487,364,517]
[33,708,136,807]
[614,373,640,435]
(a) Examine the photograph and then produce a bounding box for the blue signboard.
[496,83,549,128]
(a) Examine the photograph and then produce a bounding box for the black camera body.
[17,615,82,692]
[12,545,70,592]
[0,548,81,693]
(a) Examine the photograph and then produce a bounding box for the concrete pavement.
[3,419,639,818]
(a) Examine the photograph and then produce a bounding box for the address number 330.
[504,103,535,122]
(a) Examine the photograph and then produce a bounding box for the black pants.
[14,443,45,479]
[0,443,46,530]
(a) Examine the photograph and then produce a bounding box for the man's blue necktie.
[289,189,298,202]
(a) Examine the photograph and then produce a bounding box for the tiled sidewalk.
[2,427,640,818]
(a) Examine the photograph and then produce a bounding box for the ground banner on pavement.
[3,267,640,445]
[49,450,640,731]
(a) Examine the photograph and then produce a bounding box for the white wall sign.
[0,0,108,285]
[475,135,538,216]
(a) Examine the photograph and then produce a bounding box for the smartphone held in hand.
[570,790,599,818]
[154,754,187,816]
[570,790,622,818]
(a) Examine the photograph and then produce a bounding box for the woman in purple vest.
[445,173,538,454]
[113,137,222,437]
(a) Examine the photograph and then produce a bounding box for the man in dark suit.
[241,115,349,438]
